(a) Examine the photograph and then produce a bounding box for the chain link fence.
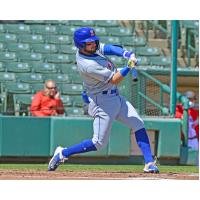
[130,71,170,117]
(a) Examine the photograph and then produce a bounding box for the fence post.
[170,20,178,116]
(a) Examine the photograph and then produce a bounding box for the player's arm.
[101,44,136,60]
[101,44,138,82]
[102,44,124,56]
[86,58,135,85]
[109,59,135,85]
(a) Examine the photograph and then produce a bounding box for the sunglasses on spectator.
[46,86,57,90]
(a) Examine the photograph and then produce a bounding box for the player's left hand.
[123,51,133,59]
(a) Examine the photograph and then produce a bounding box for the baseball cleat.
[143,162,159,173]
[48,146,67,171]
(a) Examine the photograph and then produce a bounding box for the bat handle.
[131,67,138,82]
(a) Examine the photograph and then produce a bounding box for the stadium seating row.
[1,44,159,55]
[0,46,164,62]
[0,51,75,63]
[0,43,77,54]
[24,20,120,27]
[0,53,171,72]
[0,20,120,27]
[0,62,78,73]
[0,33,147,49]
[0,72,82,85]
[0,33,72,44]
[1,42,159,55]
[1,80,83,94]
[0,24,133,36]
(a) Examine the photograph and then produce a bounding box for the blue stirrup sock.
[135,128,154,164]
[62,139,97,158]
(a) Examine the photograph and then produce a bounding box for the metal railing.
[131,70,189,146]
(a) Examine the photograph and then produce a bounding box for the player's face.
[84,41,97,54]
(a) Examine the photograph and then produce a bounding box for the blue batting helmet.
[73,27,99,49]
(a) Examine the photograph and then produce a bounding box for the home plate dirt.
[0,170,198,180]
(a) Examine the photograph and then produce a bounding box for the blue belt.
[102,89,117,95]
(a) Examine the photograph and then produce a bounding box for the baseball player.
[48,27,159,173]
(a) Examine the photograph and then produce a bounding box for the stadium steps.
[136,29,156,38]
[162,48,198,67]
[147,39,169,48]
[132,21,198,67]
[177,58,198,67]
[162,48,186,57]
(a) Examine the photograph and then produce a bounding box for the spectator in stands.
[175,90,199,150]
[30,80,64,117]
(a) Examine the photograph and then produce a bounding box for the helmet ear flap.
[74,40,86,49]
[95,40,99,50]
[79,42,86,49]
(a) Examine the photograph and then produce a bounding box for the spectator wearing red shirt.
[30,80,64,117]
[175,90,199,150]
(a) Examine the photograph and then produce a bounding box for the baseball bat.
[132,67,138,82]
[129,55,138,82]
[131,28,138,82]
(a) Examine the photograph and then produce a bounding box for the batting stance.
[48,27,159,173]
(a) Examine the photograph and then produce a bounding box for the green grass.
[0,164,198,173]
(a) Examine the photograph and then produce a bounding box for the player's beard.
[85,47,97,54]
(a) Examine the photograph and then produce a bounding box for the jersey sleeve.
[86,62,114,83]
[98,43,105,55]
[99,43,125,57]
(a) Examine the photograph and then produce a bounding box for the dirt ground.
[0,169,198,180]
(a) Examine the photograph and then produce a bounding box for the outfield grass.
[0,164,198,173]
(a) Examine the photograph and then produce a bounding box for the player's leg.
[91,110,114,150]
[89,95,120,150]
[59,111,113,158]
[116,96,159,173]
[48,138,97,171]
[48,102,115,171]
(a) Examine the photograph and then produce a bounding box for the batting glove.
[123,51,138,65]
[123,51,133,59]
[127,57,137,68]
